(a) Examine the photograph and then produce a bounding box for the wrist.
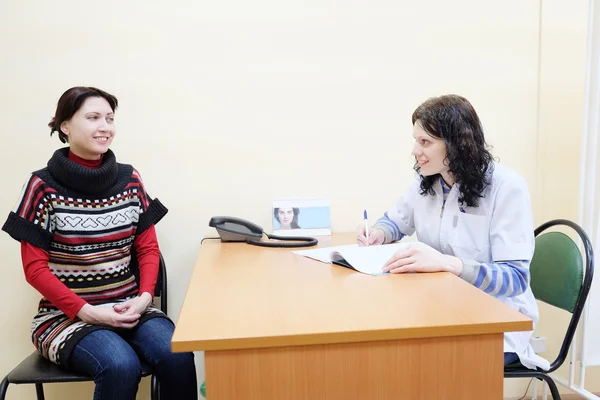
[68,301,88,320]
[77,304,96,322]
[140,292,152,306]
[140,291,152,299]
[373,226,390,244]
[443,255,464,276]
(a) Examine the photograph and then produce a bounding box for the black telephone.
[208,216,318,248]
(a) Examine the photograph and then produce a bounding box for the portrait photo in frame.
[272,198,331,237]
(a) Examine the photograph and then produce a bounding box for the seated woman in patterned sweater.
[2,86,198,400]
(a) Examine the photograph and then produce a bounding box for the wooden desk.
[172,234,532,399]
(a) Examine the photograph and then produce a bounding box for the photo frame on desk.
[272,198,331,237]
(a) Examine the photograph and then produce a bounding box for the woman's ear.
[60,121,70,136]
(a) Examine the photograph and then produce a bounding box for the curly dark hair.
[412,94,494,208]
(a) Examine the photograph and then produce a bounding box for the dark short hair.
[412,94,494,208]
[48,87,118,143]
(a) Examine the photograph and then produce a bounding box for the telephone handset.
[208,216,318,248]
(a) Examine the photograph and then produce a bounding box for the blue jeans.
[69,317,197,400]
[504,352,519,365]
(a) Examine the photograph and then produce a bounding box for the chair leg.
[151,375,159,400]
[35,383,45,400]
[0,376,9,400]
[541,376,561,400]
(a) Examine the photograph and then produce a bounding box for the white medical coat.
[385,163,550,370]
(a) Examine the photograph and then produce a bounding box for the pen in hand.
[364,210,369,244]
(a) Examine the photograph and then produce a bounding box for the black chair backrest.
[530,219,594,372]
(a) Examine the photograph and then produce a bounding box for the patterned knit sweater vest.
[2,147,169,366]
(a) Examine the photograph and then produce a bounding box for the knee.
[101,353,142,383]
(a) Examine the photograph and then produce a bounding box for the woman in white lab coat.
[357,94,549,369]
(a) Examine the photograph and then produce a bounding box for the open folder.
[293,242,411,276]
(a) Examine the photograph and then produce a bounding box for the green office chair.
[0,250,169,400]
[200,381,206,398]
[504,219,594,400]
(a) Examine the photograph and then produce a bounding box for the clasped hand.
[77,292,153,329]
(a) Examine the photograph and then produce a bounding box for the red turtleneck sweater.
[21,151,160,319]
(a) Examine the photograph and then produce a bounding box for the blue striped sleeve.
[373,212,405,243]
[460,259,530,297]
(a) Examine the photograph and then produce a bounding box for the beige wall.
[0,0,593,398]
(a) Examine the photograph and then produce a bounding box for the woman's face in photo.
[278,208,294,225]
